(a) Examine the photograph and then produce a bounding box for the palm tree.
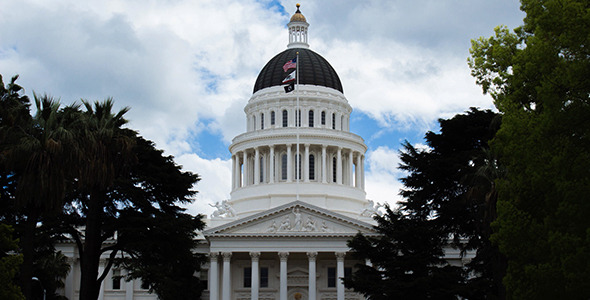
[75,99,136,300]
[2,92,80,299]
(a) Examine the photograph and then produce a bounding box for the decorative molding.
[221,252,232,261]
[307,252,318,261]
[278,252,289,261]
[249,252,260,261]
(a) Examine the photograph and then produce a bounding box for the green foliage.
[469,0,590,298]
[0,223,25,300]
[346,206,464,299]
[1,74,206,300]
[347,109,501,299]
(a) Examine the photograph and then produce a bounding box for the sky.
[0,0,525,217]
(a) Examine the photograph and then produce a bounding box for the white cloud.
[0,0,525,217]
[365,146,405,208]
[174,153,232,217]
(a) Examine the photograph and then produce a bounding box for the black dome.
[253,48,343,93]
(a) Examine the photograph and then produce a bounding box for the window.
[332,157,337,183]
[345,267,352,280]
[112,269,121,290]
[309,154,315,180]
[282,110,288,127]
[271,111,275,125]
[309,110,314,127]
[321,111,326,125]
[260,267,269,288]
[332,113,336,129]
[327,267,352,288]
[296,154,302,180]
[281,154,288,180]
[244,267,252,287]
[296,109,301,127]
[327,267,336,288]
[261,113,264,130]
[244,267,269,288]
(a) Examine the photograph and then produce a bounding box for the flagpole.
[296,52,300,202]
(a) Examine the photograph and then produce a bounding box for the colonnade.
[231,144,365,190]
[208,251,348,300]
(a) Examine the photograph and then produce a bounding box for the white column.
[279,252,289,300]
[242,151,248,187]
[304,144,310,182]
[231,155,236,190]
[322,145,327,183]
[348,151,354,186]
[64,258,75,299]
[209,253,219,300]
[222,252,232,300]
[336,147,342,185]
[98,264,105,300]
[125,270,133,300]
[336,252,345,300]
[355,153,361,188]
[236,155,242,188]
[254,147,260,185]
[250,252,260,300]
[269,145,275,183]
[307,252,317,300]
[286,144,292,182]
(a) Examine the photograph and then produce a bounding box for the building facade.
[57,5,467,300]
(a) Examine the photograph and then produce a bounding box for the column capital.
[304,143,310,147]
[278,252,289,261]
[222,252,232,261]
[250,252,261,261]
[286,143,292,147]
[335,252,346,261]
[209,252,219,260]
[322,144,327,149]
[307,252,318,261]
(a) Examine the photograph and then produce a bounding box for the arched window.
[296,154,302,180]
[309,154,315,180]
[332,113,336,129]
[321,111,326,125]
[281,154,288,180]
[332,156,337,182]
[296,110,301,127]
[271,111,275,125]
[261,113,264,130]
[309,110,314,127]
[282,110,288,127]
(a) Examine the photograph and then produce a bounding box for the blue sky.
[0,0,525,216]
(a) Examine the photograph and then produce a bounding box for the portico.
[203,201,375,300]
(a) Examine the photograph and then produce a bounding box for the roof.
[253,48,343,94]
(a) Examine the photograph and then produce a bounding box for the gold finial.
[290,3,306,22]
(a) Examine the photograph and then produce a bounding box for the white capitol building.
[57,5,467,300]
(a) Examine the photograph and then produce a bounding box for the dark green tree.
[399,108,504,299]
[469,0,590,298]
[345,206,464,299]
[0,223,25,300]
[345,108,503,299]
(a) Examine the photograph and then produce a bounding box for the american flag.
[283,57,297,72]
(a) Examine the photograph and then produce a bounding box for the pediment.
[203,201,376,237]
